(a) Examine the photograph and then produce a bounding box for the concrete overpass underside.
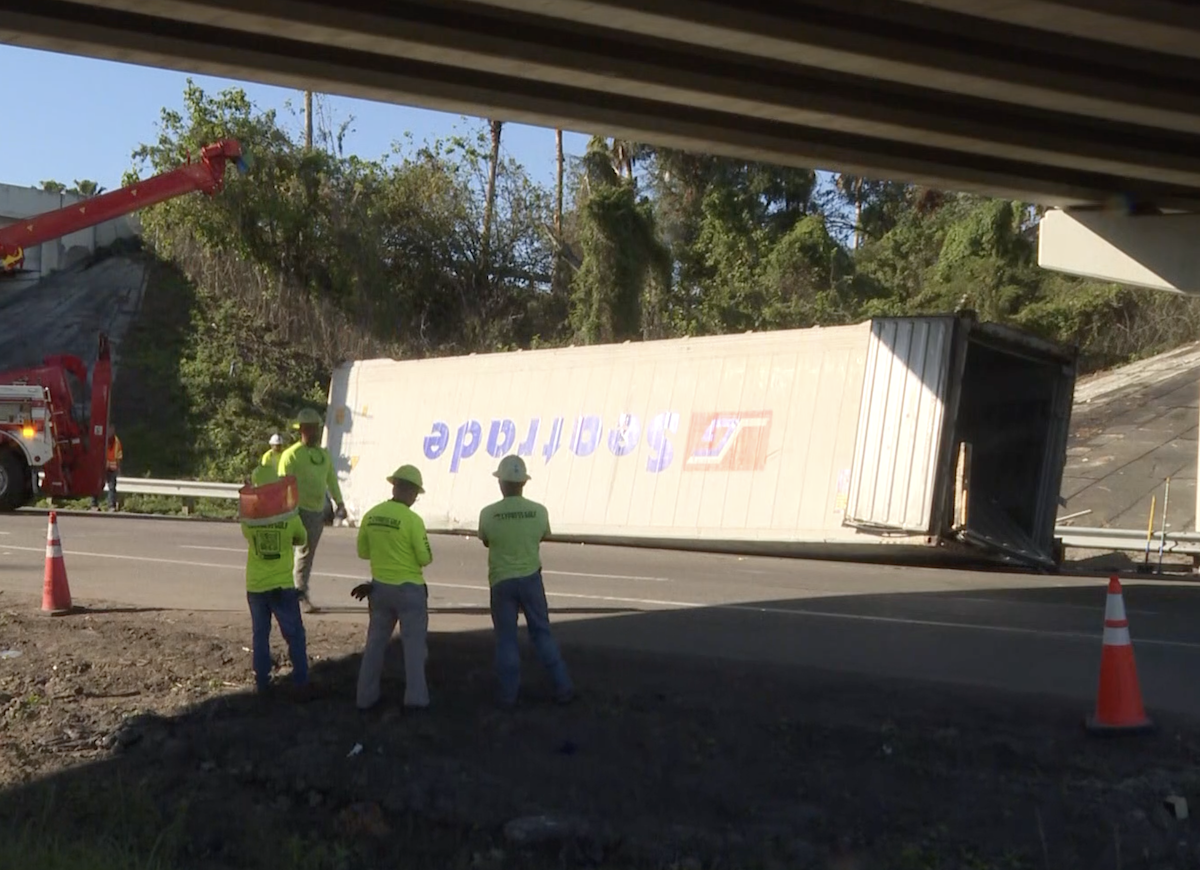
[4,0,1200,207]
[3,0,1200,291]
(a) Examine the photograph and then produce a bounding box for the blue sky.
[0,45,591,192]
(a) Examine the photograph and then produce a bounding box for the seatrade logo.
[683,411,772,473]
[422,410,773,474]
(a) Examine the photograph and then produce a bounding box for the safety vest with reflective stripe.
[106,436,123,471]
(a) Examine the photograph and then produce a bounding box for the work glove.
[350,583,373,601]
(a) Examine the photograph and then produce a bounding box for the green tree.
[115,82,1200,487]
[71,179,104,198]
[38,179,103,197]
[120,82,558,479]
[569,137,671,343]
[824,174,912,246]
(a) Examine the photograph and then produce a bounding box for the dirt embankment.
[3,589,1200,869]
[0,254,147,374]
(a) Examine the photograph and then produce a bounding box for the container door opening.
[951,339,1066,565]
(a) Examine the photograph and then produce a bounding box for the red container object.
[239,474,300,526]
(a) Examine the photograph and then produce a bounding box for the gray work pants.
[356,581,429,709]
[293,508,326,599]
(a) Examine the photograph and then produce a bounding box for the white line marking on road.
[7,545,1200,651]
[714,602,1194,648]
[546,570,670,582]
[4,546,257,571]
[177,547,670,583]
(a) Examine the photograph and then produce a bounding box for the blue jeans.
[247,588,308,690]
[489,570,572,705]
[91,470,118,509]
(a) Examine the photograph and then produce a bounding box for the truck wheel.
[0,449,30,512]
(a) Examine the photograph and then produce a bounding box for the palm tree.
[611,139,635,181]
[835,173,865,249]
[481,120,504,275]
[304,91,313,150]
[555,128,564,236]
[71,180,105,198]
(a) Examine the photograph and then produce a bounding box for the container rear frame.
[938,317,1078,566]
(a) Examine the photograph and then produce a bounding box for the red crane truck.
[0,140,244,511]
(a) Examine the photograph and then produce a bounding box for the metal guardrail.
[116,477,241,499]
[1055,526,1200,555]
[106,479,1200,556]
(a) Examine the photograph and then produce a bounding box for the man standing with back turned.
[351,464,433,712]
[241,464,311,698]
[278,408,346,613]
[478,455,573,708]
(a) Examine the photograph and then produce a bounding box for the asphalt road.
[4,512,1200,718]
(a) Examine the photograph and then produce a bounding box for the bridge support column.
[1038,209,1200,294]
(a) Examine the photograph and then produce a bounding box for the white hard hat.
[269,433,283,446]
[494,455,530,483]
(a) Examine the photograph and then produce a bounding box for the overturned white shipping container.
[325,314,1077,568]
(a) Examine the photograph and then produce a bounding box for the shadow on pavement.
[314,605,640,617]
[543,579,1200,720]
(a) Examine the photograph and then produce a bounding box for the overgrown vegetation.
[0,774,378,870]
[113,82,1200,481]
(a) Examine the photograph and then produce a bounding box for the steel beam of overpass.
[3,0,1200,208]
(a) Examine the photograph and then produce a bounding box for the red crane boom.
[0,139,244,273]
[0,138,245,511]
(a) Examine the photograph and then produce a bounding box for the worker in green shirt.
[351,464,433,711]
[277,408,346,612]
[241,464,311,697]
[478,455,573,708]
[260,433,285,471]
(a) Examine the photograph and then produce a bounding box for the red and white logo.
[683,411,772,472]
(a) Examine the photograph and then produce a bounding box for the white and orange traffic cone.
[41,511,74,616]
[1085,575,1152,734]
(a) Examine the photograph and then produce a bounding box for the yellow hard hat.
[387,464,425,493]
[493,455,530,483]
[293,408,323,429]
[251,465,278,487]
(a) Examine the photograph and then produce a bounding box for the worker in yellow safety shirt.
[350,464,432,711]
[277,408,346,613]
[241,464,312,699]
[260,433,285,471]
[478,455,573,708]
[91,427,123,512]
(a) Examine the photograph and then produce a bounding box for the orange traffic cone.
[41,511,74,616]
[1085,576,1152,734]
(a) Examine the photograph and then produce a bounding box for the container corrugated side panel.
[844,318,952,534]
[325,323,918,545]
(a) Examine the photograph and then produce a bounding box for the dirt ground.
[3,588,1200,870]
